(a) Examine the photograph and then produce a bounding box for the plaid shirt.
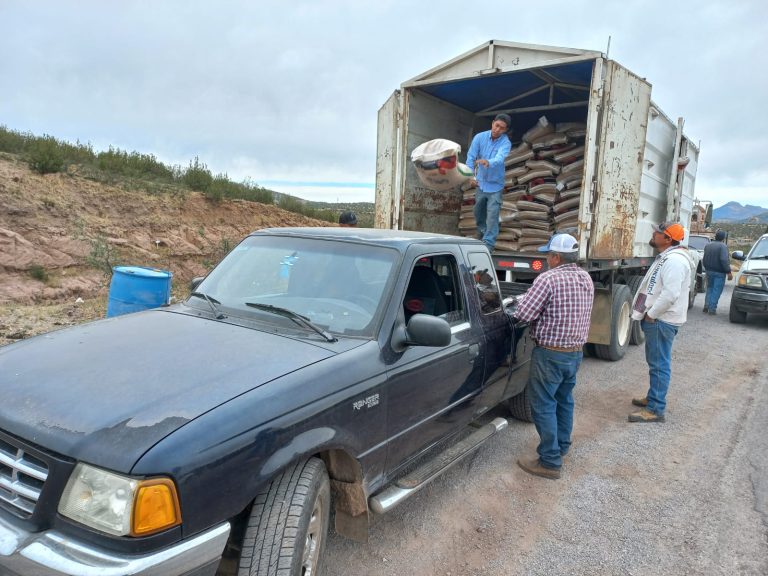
[515,263,594,348]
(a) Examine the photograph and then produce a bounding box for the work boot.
[628,408,665,423]
[709,309,716,315]
[631,397,648,407]
[703,306,709,313]
[517,457,560,480]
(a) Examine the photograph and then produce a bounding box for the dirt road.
[324,285,768,575]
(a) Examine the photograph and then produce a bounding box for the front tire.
[729,299,747,324]
[507,385,533,422]
[238,458,330,576]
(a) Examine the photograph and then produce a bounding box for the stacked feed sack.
[458,180,478,238]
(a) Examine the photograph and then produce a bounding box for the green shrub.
[28,136,65,174]
[97,146,173,179]
[205,174,237,203]
[3,126,287,208]
[183,156,213,192]
[86,235,117,276]
[0,125,32,154]
[28,265,49,283]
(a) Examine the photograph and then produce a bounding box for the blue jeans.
[528,346,583,469]
[705,271,726,311]
[642,319,679,416]
[474,189,502,250]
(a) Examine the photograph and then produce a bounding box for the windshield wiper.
[190,291,226,319]
[245,302,337,342]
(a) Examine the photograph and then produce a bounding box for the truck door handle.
[468,344,479,360]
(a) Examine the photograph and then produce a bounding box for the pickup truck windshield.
[191,235,398,336]
[749,238,768,259]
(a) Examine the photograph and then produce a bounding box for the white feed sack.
[411,139,473,192]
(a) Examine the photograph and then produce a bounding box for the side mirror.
[731,251,745,261]
[406,314,451,347]
[391,314,451,351]
[190,276,205,291]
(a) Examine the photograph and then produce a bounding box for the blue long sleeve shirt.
[466,130,511,193]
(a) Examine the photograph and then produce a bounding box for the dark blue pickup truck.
[0,228,533,576]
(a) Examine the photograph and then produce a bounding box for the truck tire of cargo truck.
[594,284,633,361]
[236,458,331,576]
[626,276,645,345]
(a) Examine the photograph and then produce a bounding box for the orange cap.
[653,222,685,242]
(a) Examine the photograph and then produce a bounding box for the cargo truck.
[375,40,703,361]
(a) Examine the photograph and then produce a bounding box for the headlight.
[738,274,764,289]
[59,463,181,536]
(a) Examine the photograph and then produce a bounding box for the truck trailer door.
[590,61,652,259]
[375,91,402,230]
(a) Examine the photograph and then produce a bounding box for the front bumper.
[732,288,768,313]
[0,513,230,576]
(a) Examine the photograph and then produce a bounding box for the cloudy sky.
[1,1,766,209]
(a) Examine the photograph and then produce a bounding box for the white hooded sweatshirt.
[631,246,693,326]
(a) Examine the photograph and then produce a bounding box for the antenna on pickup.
[606,35,612,58]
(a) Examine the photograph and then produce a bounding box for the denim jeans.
[641,319,679,416]
[528,346,583,469]
[473,189,502,250]
[705,271,726,311]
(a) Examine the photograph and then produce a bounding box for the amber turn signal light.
[131,478,181,536]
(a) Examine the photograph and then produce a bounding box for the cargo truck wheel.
[729,299,747,324]
[594,284,632,361]
[507,385,533,423]
[238,458,330,576]
[625,276,645,346]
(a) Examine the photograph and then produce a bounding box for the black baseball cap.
[339,211,357,225]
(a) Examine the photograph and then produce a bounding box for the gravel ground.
[323,285,768,575]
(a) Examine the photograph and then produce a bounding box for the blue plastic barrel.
[106,266,173,318]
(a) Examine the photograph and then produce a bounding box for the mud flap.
[331,479,369,542]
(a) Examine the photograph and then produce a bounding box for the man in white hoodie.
[628,222,692,423]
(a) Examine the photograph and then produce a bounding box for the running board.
[369,417,508,514]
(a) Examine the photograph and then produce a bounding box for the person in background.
[466,113,512,252]
[629,222,692,423]
[702,229,732,314]
[513,233,594,480]
[338,211,358,227]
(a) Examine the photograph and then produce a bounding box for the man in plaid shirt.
[513,233,594,479]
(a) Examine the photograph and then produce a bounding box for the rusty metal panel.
[374,91,401,229]
[590,61,651,259]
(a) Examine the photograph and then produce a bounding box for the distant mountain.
[713,201,768,222]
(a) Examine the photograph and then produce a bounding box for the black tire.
[594,284,633,361]
[507,385,533,422]
[729,299,747,324]
[582,343,597,358]
[238,458,330,576]
[625,276,645,346]
[687,285,697,310]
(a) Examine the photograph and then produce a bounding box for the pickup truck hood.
[741,258,768,273]
[0,309,347,472]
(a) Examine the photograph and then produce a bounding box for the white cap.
[538,233,579,253]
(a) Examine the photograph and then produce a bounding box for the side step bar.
[369,417,508,514]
